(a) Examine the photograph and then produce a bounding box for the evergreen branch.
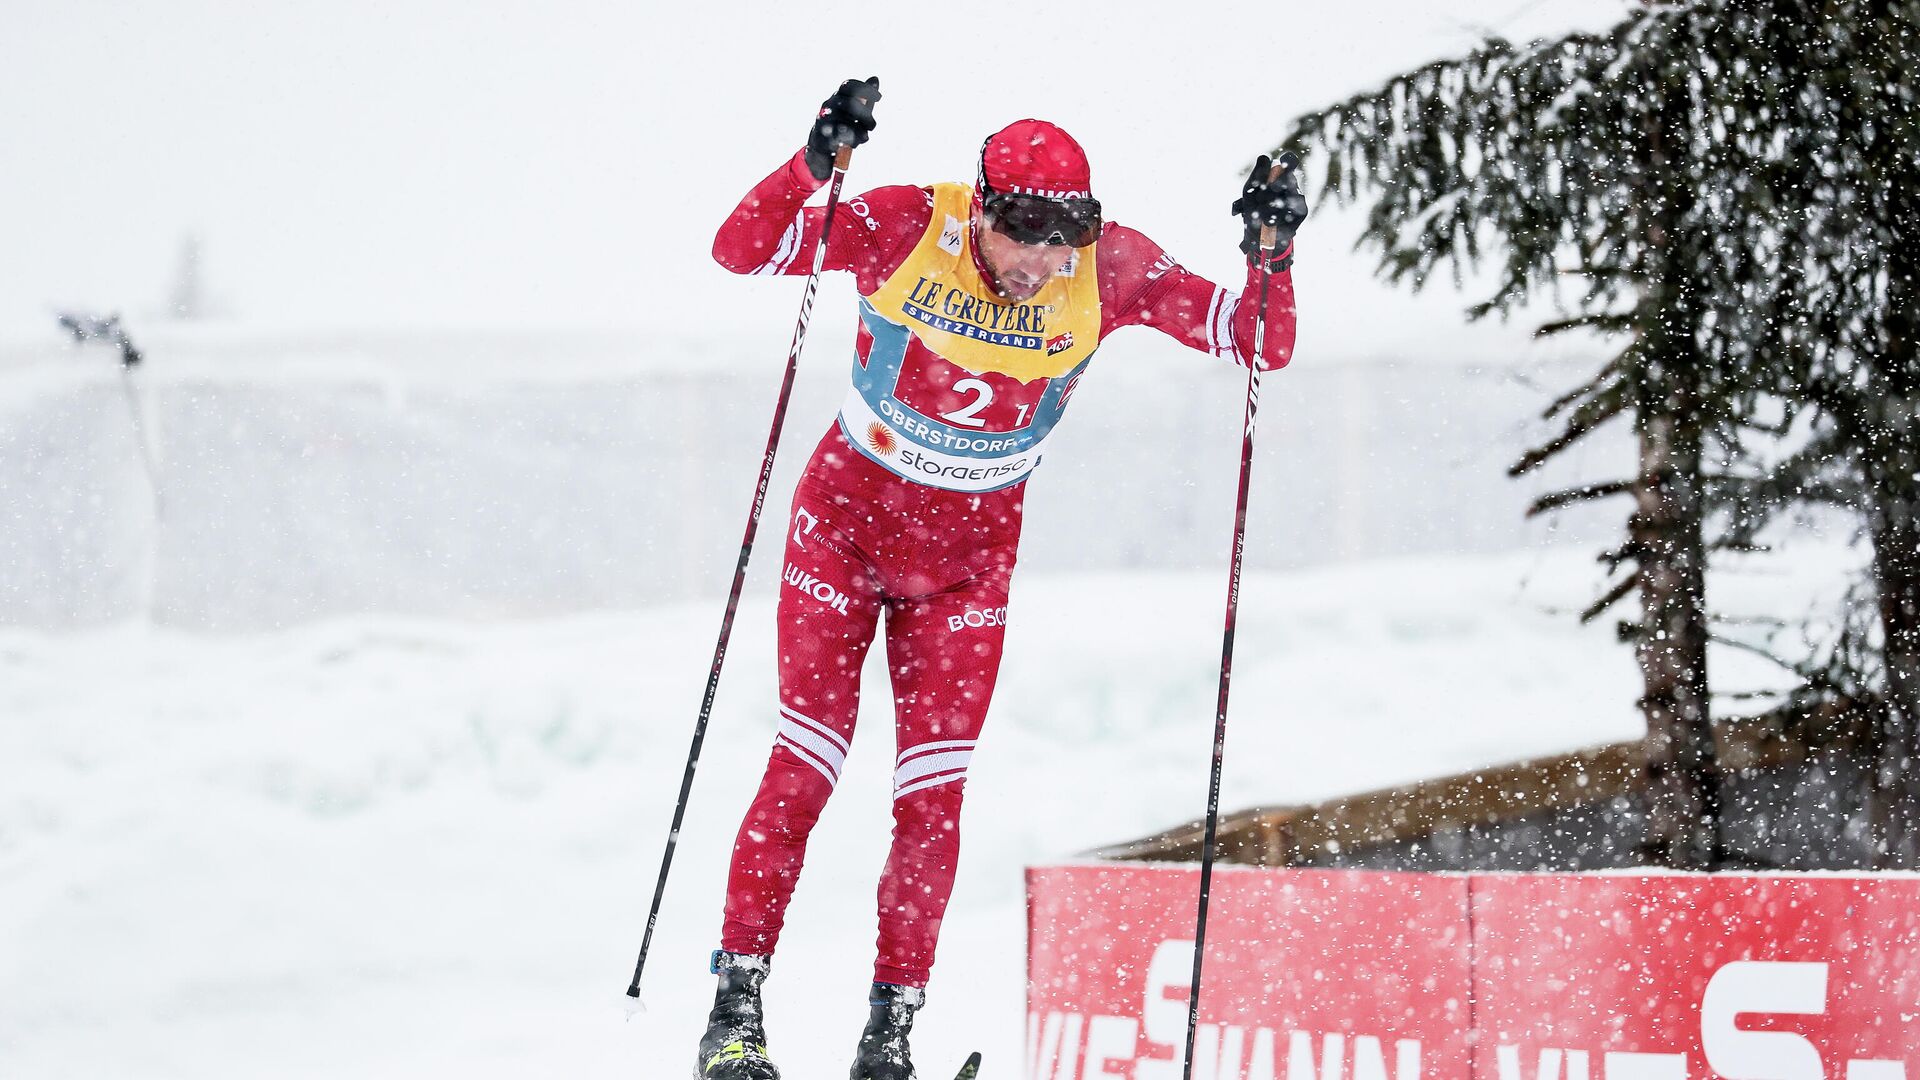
[1597,540,1644,574]
[1510,369,1632,476]
[1539,358,1628,419]
[1526,479,1636,517]
[1709,632,1804,675]
[1581,571,1641,623]
[1535,311,1637,337]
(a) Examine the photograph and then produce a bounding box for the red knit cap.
[979,119,1093,201]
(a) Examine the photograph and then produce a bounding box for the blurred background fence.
[0,326,1619,630]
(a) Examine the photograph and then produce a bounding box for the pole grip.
[1258,158,1288,253]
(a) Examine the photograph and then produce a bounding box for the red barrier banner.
[1026,863,1473,1080]
[1471,874,1920,1080]
[1029,865,1920,1080]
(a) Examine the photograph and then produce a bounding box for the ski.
[953,1051,982,1079]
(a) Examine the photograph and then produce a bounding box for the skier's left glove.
[803,76,881,182]
[1231,152,1308,271]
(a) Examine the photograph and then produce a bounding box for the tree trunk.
[1634,394,1721,870]
[1866,177,1920,865]
[1633,84,1720,871]
[1867,459,1920,867]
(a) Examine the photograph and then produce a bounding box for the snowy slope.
[4,550,1677,1078]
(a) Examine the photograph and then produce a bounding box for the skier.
[699,77,1307,1080]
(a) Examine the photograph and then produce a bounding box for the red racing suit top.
[713,149,1297,493]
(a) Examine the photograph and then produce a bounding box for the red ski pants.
[720,430,1021,989]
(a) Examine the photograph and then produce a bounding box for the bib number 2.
[940,378,994,428]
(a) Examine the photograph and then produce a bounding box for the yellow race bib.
[862,183,1100,383]
[836,183,1103,492]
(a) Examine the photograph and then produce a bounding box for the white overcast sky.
[4,0,1635,358]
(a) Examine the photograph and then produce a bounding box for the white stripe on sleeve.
[751,212,806,276]
[1216,295,1242,363]
[1202,287,1225,352]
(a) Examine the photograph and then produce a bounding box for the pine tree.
[1752,1,1920,865]
[1269,2,1852,868]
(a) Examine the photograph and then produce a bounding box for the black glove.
[803,76,881,182]
[1230,152,1308,270]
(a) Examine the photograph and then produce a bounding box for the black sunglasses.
[982,189,1103,248]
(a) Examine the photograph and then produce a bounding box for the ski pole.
[624,141,858,1008]
[1181,156,1289,1080]
[57,313,164,518]
[113,339,164,522]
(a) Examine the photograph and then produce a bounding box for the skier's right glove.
[803,76,881,182]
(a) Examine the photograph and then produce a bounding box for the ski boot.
[849,982,925,1080]
[697,951,778,1080]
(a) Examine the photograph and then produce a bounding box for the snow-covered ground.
[1,3,1887,1076]
[12,543,1863,1079]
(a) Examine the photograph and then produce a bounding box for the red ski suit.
[711,149,1296,989]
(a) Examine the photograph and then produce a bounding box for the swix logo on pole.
[1245,371,1263,437]
[783,563,851,615]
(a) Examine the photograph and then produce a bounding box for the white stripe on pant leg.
[893,748,973,796]
[776,717,846,782]
[895,749,973,787]
[894,770,969,800]
[775,736,839,785]
[895,738,976,767]
[781,705,851,755]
